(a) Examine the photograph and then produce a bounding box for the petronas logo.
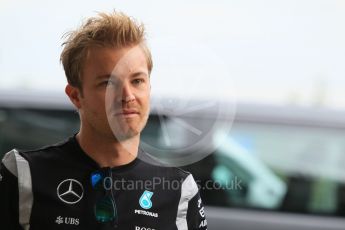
[139,190,153,209]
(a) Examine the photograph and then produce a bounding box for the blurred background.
[1,0,345,229]
[1,0,345,107]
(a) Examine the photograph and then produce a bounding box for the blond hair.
[60,11,153,90]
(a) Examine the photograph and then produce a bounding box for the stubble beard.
[108,112,149,141]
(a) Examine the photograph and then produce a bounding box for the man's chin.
[110,128,140,141]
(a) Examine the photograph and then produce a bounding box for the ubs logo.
[57,179,84,204]
[55,216,80,225]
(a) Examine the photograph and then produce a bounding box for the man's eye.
[104,80,114,86]
[132,79,144,85]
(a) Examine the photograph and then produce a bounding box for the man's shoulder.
[2,136,74,165]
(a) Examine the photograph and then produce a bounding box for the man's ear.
[65,84,82,109]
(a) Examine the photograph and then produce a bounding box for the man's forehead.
[85,45,148,77]
[112,46,148,74]
[87,45,145,60]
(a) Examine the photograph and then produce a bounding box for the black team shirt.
[0,135,207,230]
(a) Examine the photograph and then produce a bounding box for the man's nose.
[122,82,135,103]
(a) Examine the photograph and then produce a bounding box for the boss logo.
[135,226,155,230]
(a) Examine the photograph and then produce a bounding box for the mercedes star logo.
[57,179,84,204]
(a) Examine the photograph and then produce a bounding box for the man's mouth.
[114,109,140,117]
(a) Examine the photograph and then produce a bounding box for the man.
[0,11,207,230]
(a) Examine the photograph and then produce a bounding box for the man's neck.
[76,129,139,168]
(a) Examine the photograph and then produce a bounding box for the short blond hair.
[60,11,153,89]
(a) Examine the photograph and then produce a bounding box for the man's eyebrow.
[95,74,112,80]
[130,71,148,78]
[95,72,148,80]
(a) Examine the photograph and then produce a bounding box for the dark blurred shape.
[281,176,313,213]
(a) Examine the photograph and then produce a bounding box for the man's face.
[79,45,150,140]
